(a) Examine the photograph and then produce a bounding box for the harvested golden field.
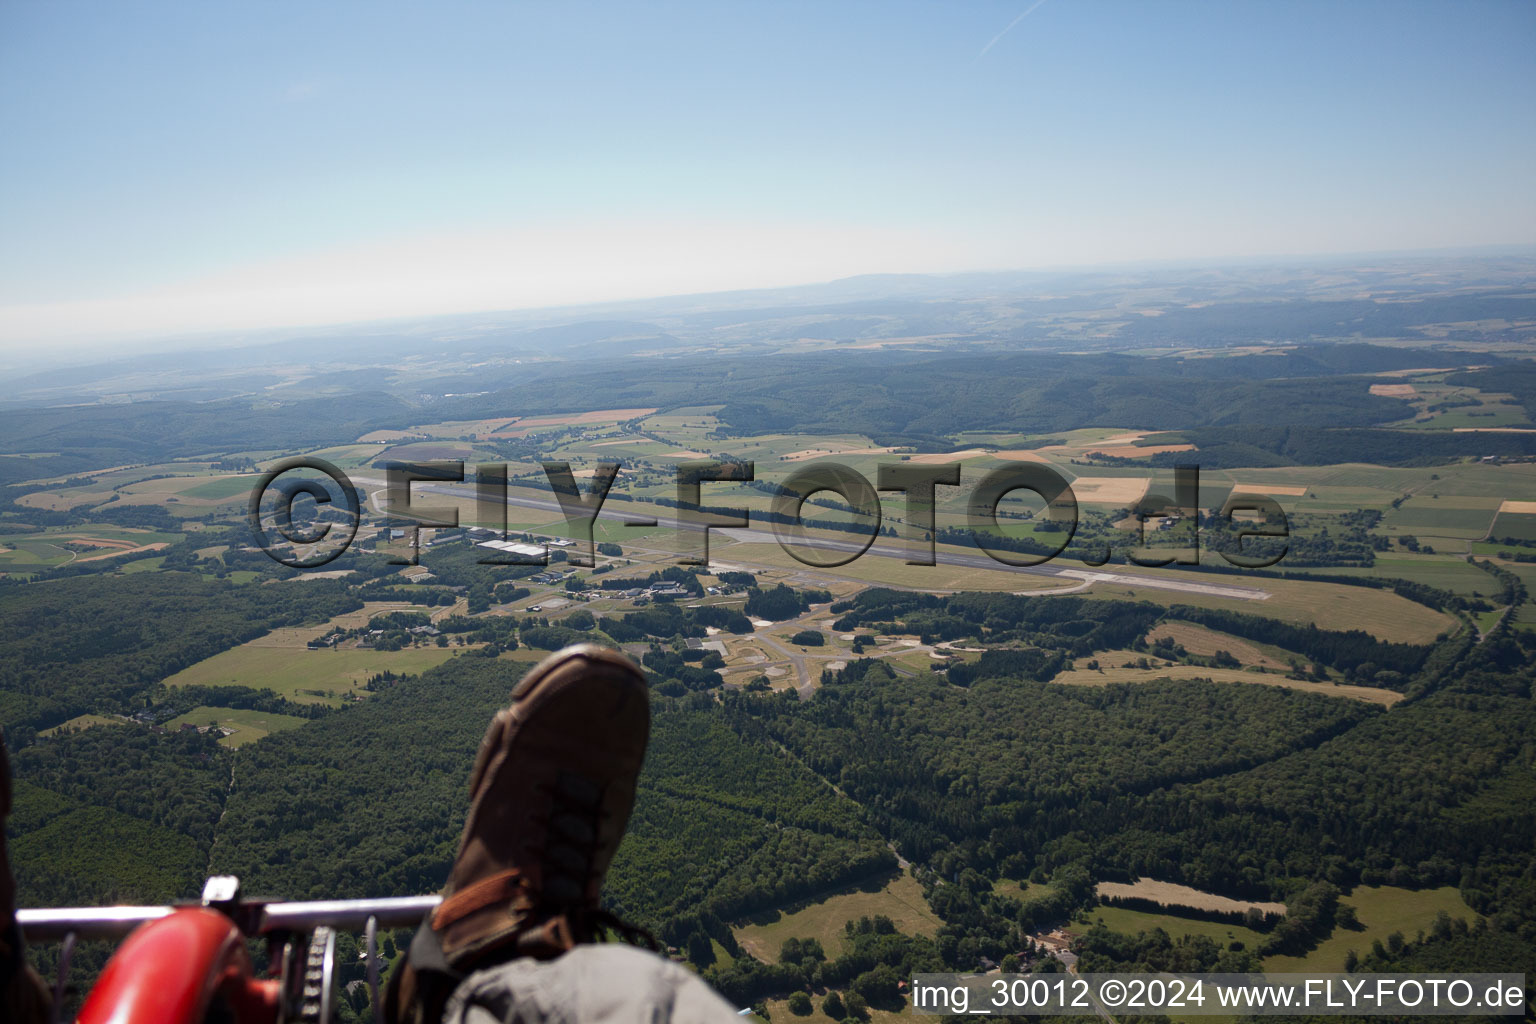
[1068,476,1150,504]
[1085,443,1197,457]
[1230,482,1309,496]
[781,445,905,461]
[1097,878,1285,916]
[1063,651,1401,706]
[491,408,658,436]
[908,448,993,463]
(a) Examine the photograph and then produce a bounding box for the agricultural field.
[1144,621,1293,670]
[712,533,1087,595]
[0,535,76,568]
[11,462,238,511]
[357,417,520,443]
[1062,651,1401,706]
[250,601,449,646]
[285,442,401,469]
[160,645,461,704]
[0,526,182,569]
[1380,496,1503,542]
[173,475,261,501]
[734,871,941,962]
[165,705,310,747]
[40,714,129,737]
[118,556,166,574]
[1086,574,1457,644]
[1262,886,1476,972]
[1095,879,1284,917]
[371,440,508,465]
[1378,379,1534,430]
[1314,556,1494,594]
[109,476,258,516]
[1082,904,1269,951]
[1489,509,1536,542]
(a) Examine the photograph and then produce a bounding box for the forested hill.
[0,344,1507,489]
[0,573,361,734]
[210,659,892,922]
[0,391,412,488]
[438,344,1449,446]
[8,600,1535,1006]
[1143,425,1536,469]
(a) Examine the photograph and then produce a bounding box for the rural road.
[749,631,817,695]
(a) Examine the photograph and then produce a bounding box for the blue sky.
[1,1,1533,346]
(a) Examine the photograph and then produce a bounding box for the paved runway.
[353,475,1270,602]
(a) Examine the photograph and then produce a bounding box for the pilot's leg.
[382,644,738,1024]
[1,731,53,1024]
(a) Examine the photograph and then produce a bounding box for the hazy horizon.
[3,1,1534,352]
[0,243,1529,377]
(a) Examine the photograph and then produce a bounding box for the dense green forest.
[5,584,1533,1019]
[3,345,1521,479]
[205,658,891,923]
[0,573,361,734]
[1144,426,1536,468]
[9,567,1532,979]
[0,392,413,489]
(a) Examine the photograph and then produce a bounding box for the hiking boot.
[384,644,651,1023]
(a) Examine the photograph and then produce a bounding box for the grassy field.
[1262,886,1475,972]
[11,463,242,511]
[734,871,941,962]
[713,534,1089,595]
[1472,606,1508,633]
[1083,904,1269,950]
[165,705,311,747]
[177,475,262,500]
[1311,555,1495,594]
[245,601,445,648]
[0,537,75,567]
[119,556,166,574]
[161,645,461,704]
[40,713,128,737]
[286,443,400,469]
[1062,653,1401,705]
[1145,621,1293,669]
[0,526,183,568]
[1489,511,1536,542]
[1380,497,1503,541]
[1086,573,1456,644]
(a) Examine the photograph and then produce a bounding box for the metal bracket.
[50,931,75,1024]
[365,914,380,1018]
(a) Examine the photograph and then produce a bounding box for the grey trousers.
[442,945,743,1024]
